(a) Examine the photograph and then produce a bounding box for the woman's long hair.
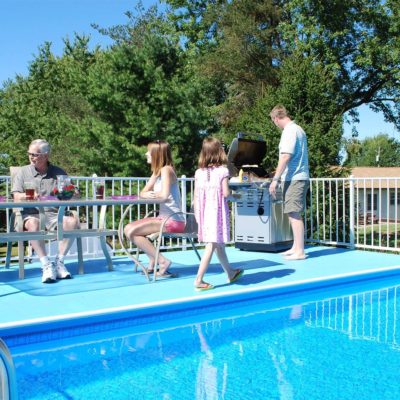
[148,140,174,176]
[198,137,228,168]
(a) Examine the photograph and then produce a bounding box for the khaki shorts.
[22,211,74,231]
[282,180,309,214]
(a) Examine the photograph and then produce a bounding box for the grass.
[357,222,400,235]
[0,243,19,257]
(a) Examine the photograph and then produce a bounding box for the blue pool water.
[9,275,400,400]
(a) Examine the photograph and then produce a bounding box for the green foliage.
[0,17,213,177]
[165,0,226,52]
[0,36,102,175]
[1,0,399,180]
[166,0,399,173]
[231,54,342,177]
[87,33,212,176]
[279,0,400,127]
[344,133,400,167]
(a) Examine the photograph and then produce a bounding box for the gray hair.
[30,139,51,154]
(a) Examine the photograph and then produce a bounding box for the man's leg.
[282,180,308,260]
[281,181,296,255]
[25,218,46,257]
[285,212,306,260]
[24,216,56,283]
[54,214,80,279]
[57,214,80,256]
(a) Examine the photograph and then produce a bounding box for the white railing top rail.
[311,177,400,181]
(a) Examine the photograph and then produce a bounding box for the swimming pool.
[8,274,400,399]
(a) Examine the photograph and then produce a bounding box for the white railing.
[306,177,400,252]
[2,175,400,265]
[0,175,197,263]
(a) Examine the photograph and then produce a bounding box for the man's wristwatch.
[273,177,280,182]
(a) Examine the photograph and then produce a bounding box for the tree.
[0,36,103,175]
[0,13,214,177]
[88,29,213,176]
[166,0,283,123]
[166,0,400,156]
[227,54,343,177]
[344,134,400,167]
[279,0,400,129]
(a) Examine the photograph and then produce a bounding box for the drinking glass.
[56,175,70,191]
[94,178,105,199]
[24,181,36,200]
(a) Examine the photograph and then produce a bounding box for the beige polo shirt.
[11,163,67,214]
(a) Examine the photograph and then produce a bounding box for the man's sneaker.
[55,258,72,279]
[42,262,57,283]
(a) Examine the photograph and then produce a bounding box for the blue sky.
[0,0,150,82]
[0,0,398,141]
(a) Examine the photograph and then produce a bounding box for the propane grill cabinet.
[228,133,293,252]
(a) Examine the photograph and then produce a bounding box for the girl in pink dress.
[194,137,244,291]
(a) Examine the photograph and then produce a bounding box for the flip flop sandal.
[141,268,159,275]
[195,282,214,291]
[156,271,178,279]
[228,269,244,284]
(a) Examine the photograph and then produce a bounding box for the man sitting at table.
[11,139,80,283]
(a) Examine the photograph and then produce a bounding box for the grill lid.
[227,133,267,177]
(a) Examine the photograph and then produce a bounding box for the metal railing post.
[349,175,355,248]
[180,175,187,212]
[180,175,188,250]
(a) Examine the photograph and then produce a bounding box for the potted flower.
[52,184,76,200]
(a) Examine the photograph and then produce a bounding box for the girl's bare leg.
[215,244,237,281]
[124,219,171,271]
[195,242,215,287]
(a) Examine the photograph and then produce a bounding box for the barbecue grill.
[228,133,293,252]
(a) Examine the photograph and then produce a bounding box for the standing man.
[269,105,310,260]
[12,139,79,283]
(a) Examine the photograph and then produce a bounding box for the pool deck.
[1,245,400,339]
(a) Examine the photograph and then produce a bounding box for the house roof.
[350,167,400,178]
[349,167,400,189]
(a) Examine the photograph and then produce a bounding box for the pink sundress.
[194,166,230,243]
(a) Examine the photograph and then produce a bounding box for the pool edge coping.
[2,263,400,335]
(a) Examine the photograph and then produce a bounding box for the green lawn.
[0,243,19,257]
[357,222,400,236]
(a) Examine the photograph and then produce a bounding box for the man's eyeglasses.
[27,152,46,158]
